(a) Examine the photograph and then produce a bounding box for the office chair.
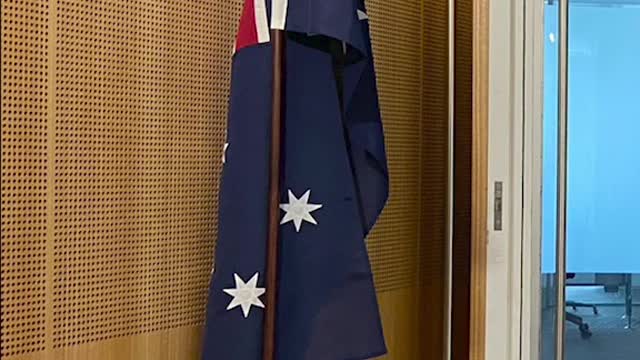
[566,308,593,339]
[566,273,598,339]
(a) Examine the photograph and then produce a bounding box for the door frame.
[473,0,547,359]
[521,0,545,359]
[480,0,546,359]
[484,0,525,359]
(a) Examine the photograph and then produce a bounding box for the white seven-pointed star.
[223,273,265,318]
[280,189,323,232]
[222,142,229,163]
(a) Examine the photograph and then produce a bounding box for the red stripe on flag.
[236,0,259,51]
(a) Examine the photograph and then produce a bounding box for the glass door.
[540,1,640,359]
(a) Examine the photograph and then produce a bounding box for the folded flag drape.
[202,1,389,359]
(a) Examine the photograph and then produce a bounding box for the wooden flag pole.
[263,29,286,360]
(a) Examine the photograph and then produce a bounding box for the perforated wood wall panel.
[367,0,450,356]
[1,0,450,359]
[1,0,49,357]
[1,0,242,357]
[366,0,423,292]
[418,0,450,358]
[50,0,239,348]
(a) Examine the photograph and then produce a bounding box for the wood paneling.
[1,0,50,356]
[418,0,450,359]
[471,0,490,359]
[1,0,451,359]
[6,326,202,360]
[377,287,420,360]
[367,0,423,292]
[368,1,450,358]
[2,0,240,358]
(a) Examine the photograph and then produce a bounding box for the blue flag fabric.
[202,1,388,359]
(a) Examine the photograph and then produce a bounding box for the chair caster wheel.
[579,324,592,339]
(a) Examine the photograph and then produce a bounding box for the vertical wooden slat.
[45,0,58,356]
[471,0,490,359]
[451,0,474,358]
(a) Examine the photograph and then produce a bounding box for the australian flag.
[202,1,389,359]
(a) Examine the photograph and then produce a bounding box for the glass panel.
[543,1,640,359]
[541,1,560,359]
[563,2,640,359]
